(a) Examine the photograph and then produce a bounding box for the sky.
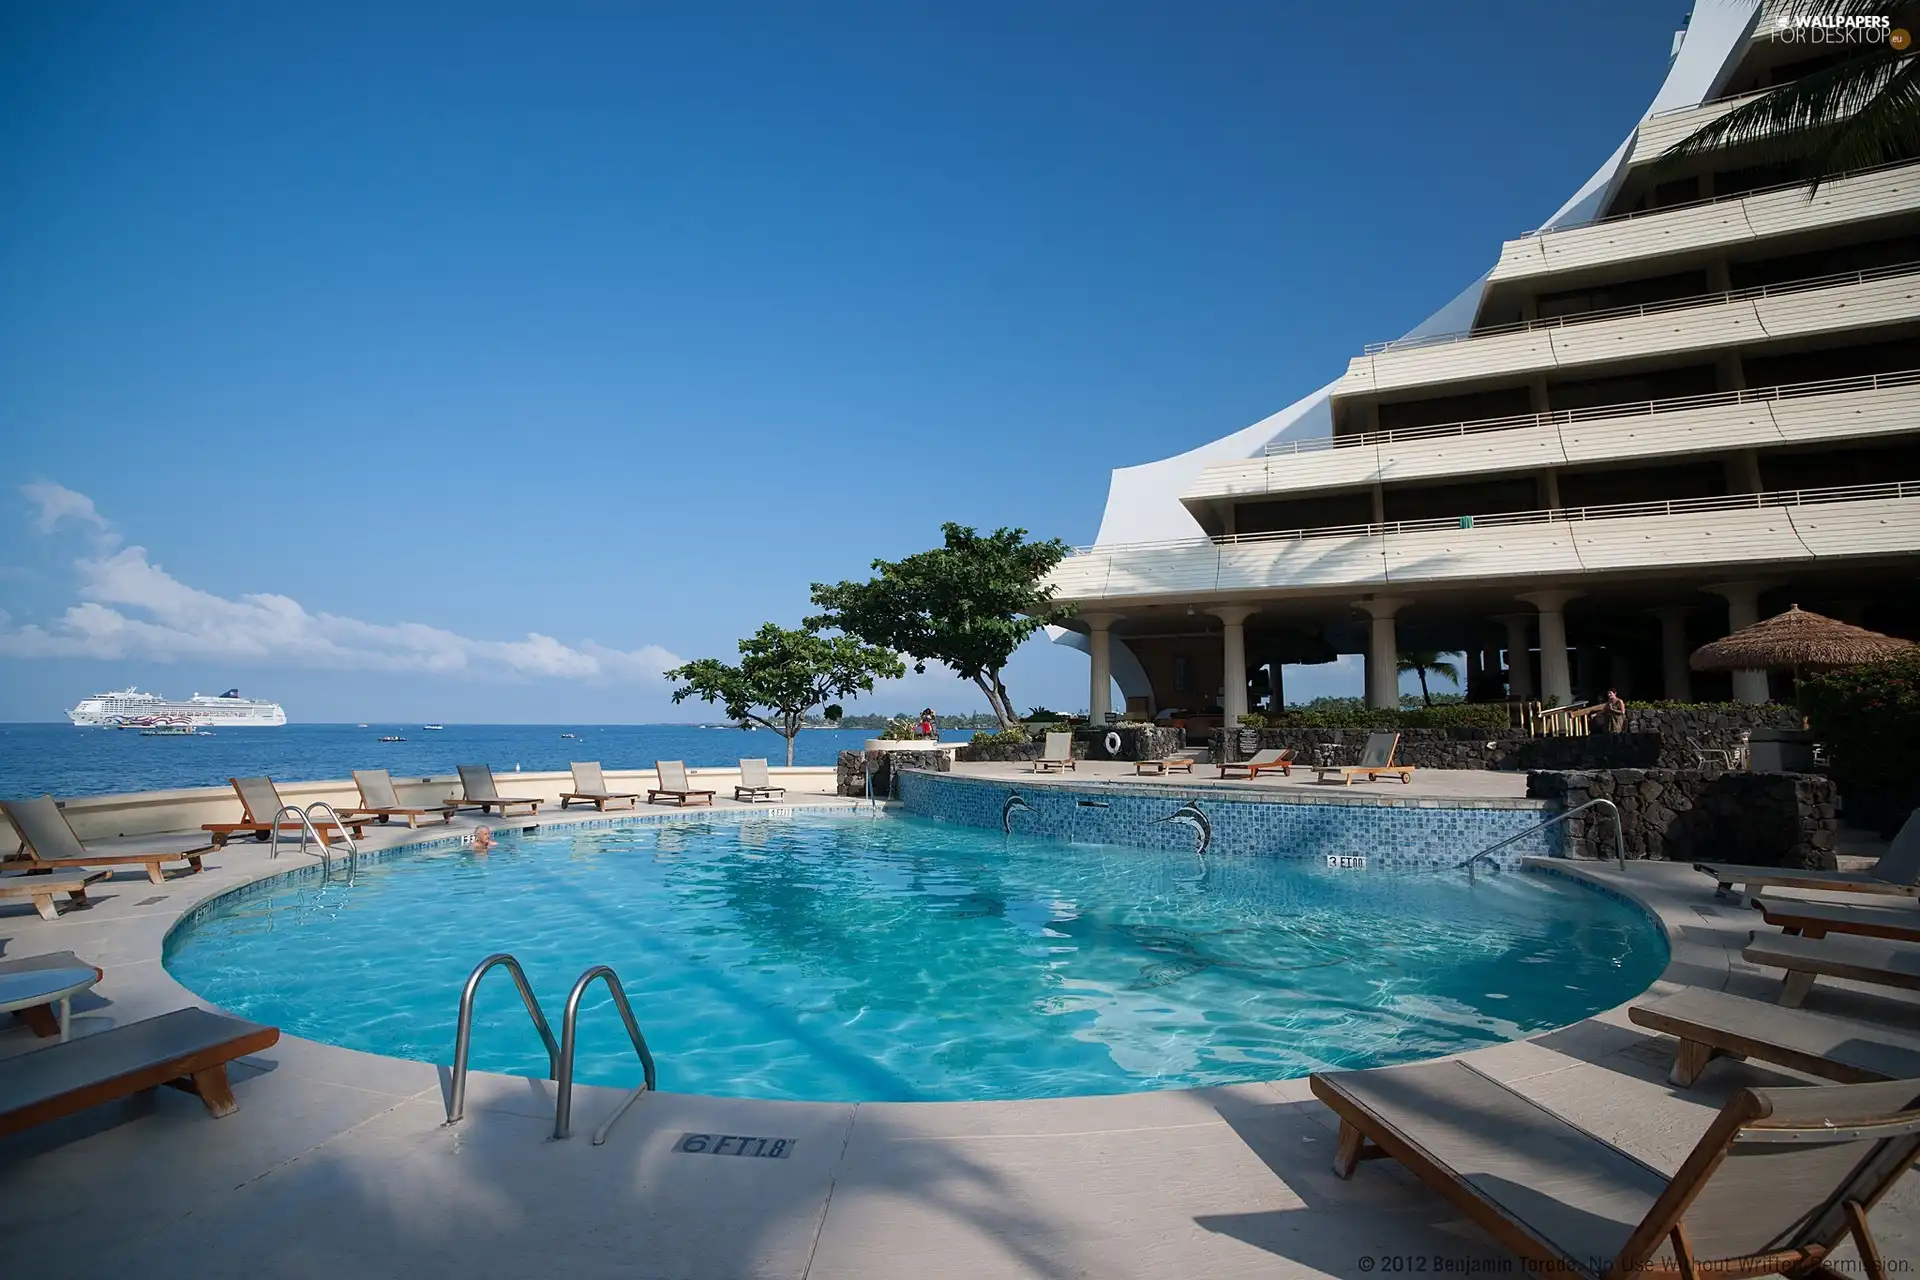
[0,1,1696,723]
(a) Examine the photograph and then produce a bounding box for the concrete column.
[1706,582,1771,704]
[1539,469,1562,510]
[1354,597,1404,710]
[1083,613,1118,722]
[1498,614,1534,700]
[1210,606,1255,723]
[1652,607,1693,702]
[1517,590,1582,707]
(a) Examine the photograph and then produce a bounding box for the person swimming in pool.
[472,825,492,854]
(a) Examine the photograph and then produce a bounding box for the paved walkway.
[1,801,1914,1278]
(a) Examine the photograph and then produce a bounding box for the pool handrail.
[445,952,561,1125]
[1455,797,1626,875]
[303,801,358,884]
[266,802,358,885]
[554,964,657,1144]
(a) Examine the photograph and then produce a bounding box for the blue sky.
[0,1,1693,723]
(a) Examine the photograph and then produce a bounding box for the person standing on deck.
[1604,689,1627,734]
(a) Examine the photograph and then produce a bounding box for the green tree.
[808,523,1072,730]
[1662,1,1920,191]
[667,623,905,766]
[1397,651,1461,708]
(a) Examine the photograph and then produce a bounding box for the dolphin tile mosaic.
[899,772,1563,869]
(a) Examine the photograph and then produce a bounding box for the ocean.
[0,723,886,799]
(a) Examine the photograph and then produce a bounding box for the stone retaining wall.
[1527,768,1838,867]
[955,725,1187,765]
[836,748,952,798]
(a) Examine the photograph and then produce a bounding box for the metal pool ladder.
[1455,797,1626,876]
[445,953,657,1145]
[266,802,358,885]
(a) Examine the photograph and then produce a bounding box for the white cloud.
[0,485,681,683]
[22,481,118,546]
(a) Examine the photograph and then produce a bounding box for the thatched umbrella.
[1691,604,1913,678]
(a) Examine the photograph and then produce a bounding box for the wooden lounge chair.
[1217,748,1293,779]
[1135,757,1195,776]
[1743,931,1920,1008]
[4,794,213,886]
[1031,732,1076,773]
[648,761,714,807]
[1313,732,1414,786]
[1698,807,1920,900]
[1757,895,1920,945]
[340,769,455,828]
[733,759,785,803]
[203,777,365,847]
[450,765,542,817]
[560,762,641,811]
[0,869,110,922]
[1312,1059,1920,1280]
[1628,986,1920,1086]
[0,950,104,1037]
[0,1007,280,1137]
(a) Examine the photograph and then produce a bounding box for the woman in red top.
[919,708,935,739]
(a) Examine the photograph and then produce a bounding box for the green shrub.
[1263,702,1509,731]
[1799,650,1920,797]
[1235,713,1267,728]
[969,729,1030,748]
[1397,703,1509,730]
[879,720,919,741]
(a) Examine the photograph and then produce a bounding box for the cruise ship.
[1050,1,1920,722]
[67,688,288,728]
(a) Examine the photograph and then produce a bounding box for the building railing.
[1358,257,1920,357]
[1065,479,1920,558]
[1261,367,1920,458]
[1510,154,1918,241]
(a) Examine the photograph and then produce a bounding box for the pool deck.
[2,793,1916,1278]
[948,758,1542,804]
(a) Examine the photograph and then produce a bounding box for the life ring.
[1104,730,1123,757]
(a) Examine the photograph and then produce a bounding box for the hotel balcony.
[1487,162,1920,285]
[1050,481,1920,606]
[1181,370,1920,508]
[1626,89,1766,166]
[1333,260,1920,398]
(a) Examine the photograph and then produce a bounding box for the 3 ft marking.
[1326,854,1367,869]
[675,1133,796,1159]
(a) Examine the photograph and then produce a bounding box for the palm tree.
[1397,651,1461,708]
[1661,2,1920,191]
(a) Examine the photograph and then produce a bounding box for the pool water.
[164,810,1667,1102]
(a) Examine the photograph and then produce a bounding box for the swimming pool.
[164,810,1667,1102]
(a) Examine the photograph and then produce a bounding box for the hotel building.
[1050,2,1920,725]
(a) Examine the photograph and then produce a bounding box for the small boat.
[423,724,444,731]
[140,723,196,737]
[380,735,407,743]
[560,732,579,739]
[356,723,369,728]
